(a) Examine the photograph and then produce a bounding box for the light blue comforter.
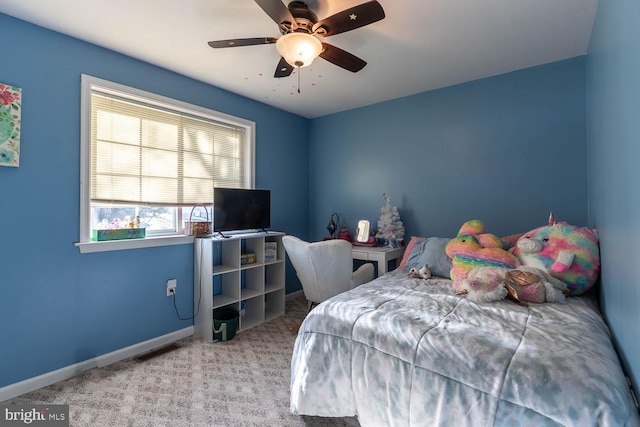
[290,271,640,426]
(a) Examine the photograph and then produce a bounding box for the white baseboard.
[0,326,193,402]
[285,290,304,301]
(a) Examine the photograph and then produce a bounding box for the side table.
[351,245,404,277]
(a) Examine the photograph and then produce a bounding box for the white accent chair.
[283,235,375,311]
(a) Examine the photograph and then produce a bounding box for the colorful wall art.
[0,83,21,167]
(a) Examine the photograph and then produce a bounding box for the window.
[77,75,255,253]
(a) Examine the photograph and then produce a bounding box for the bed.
[290,270,640,426]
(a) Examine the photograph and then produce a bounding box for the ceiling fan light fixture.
[276,32,322,67]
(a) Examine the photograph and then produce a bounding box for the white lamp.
[276,33,323,67]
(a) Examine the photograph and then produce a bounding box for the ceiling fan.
[208,0,385,78]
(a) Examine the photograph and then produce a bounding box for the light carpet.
[5,296,360,427]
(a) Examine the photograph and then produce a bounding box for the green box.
[241,253,256,265]
[92,228,146,241]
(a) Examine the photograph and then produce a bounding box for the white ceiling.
[0,0,597,119]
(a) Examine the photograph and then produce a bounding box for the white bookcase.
[194,231,286,342]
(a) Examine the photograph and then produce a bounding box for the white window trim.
[75,74,256,254]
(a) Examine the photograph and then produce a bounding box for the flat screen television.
[213,188,271,233]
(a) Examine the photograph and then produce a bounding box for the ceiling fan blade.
[319,43,367,72]
[313,1,385,37]
[255,0,298,31]
[274,57,294,78]
[208,37,278,48]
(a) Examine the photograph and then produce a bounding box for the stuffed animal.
[455,265,568,304]
[445,220,521,289]
[512,214,600,296]
[455,266,509,303]
[409,264,432,279]
[503,265,568,303]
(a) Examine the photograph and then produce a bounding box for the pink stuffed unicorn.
[512,213,600,296]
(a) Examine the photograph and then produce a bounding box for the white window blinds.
[90,91,247,206]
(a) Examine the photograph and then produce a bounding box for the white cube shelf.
[194,232,286,342]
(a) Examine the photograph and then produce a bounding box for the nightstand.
[351,246,404,277]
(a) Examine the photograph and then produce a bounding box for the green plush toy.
[445,220,521,290]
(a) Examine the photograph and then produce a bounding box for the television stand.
[194,231,286,342]
[216,231,231,239]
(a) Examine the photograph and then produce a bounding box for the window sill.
[76,235,195,254]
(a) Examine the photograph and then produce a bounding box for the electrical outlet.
[166,279,177,296]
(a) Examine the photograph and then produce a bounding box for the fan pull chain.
[297,66,301,94]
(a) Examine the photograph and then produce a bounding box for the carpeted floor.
[4,296,360,427]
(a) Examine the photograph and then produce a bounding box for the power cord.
[170,240,204,321]
[172,291,199,320]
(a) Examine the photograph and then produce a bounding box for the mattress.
[290,270,640,426]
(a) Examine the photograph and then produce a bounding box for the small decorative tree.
[375,193,405,247]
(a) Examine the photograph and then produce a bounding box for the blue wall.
[309,57,587,242]
[587,0,640,393]
[0,14,309,387]
[4,4,638,400]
